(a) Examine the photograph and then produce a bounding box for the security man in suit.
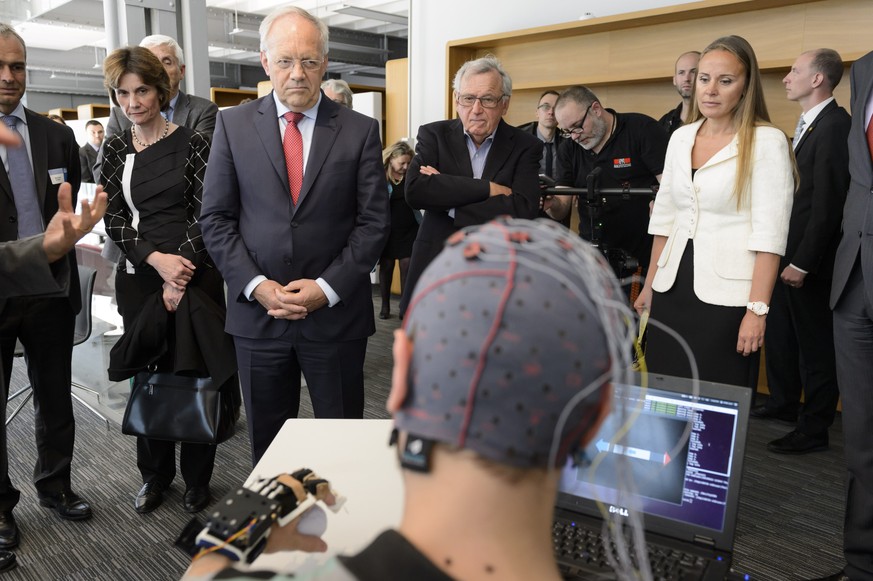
[817,48,873,581]
[200,6,389,465]
[756,49,850,455]
[78,120,102,183]
[0,23,90,551]
[399,55,542,317]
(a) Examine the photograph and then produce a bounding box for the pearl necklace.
[388,171,404,186]
[131,117,170,148]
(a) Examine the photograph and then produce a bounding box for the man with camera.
[547,86,668,285]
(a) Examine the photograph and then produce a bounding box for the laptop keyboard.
[553,518,708,580]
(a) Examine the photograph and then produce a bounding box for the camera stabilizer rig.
[176,468,344,564]
[541,168,659,280]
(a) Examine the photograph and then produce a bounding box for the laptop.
[553,373,752,580]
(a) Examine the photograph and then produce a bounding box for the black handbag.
[121,371,236,444]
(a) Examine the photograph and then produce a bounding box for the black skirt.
[645,241,760,389]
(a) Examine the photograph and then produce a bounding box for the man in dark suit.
[0,180,105,575]
[200,6,388,464]
[399,56,542,316]
[78,120,102,183]
[0,23,90,551]
[817,49,873,581]
[756,49,850,455]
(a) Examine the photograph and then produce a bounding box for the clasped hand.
[147,252,195,290]
[254,279,328,320]
[162,282,185,313]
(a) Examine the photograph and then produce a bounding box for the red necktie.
[867,115,873,165]
[283,111,304,204]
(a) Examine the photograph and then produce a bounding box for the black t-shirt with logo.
[556,110,668,269]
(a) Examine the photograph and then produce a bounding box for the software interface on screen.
[558,383,740,532]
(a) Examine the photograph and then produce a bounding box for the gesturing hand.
[43,183,109,263]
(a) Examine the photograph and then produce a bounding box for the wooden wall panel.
[385,58,409,146]
[447,0,871,135]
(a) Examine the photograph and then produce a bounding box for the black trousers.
[764,274,839,435]
[115,269,217,489]
[0,296,75,510]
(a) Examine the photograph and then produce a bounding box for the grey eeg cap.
[396,218,621,469]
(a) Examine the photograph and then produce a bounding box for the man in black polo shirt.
[658,51,700,136]
[548,85,668,287]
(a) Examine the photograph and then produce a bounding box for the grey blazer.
[0,235,69,299]
[831,50,873,309]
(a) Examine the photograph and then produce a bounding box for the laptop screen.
[556,373,751,550]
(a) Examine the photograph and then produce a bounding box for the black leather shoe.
[749,404,797,423]
[38,490,92,521]
[134,482,165,514]
[767,430,828,454]
[183,486,211,513]
[0,550,16,573]
[0,512,19,549]
[807,571,851,581]
[378,307,390,320]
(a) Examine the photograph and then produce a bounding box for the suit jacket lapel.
[255,95,288,192]
[0,161,11,204]
[294,97,339,214]
[447,119,474,177]
[24,110,48,210]
[481,119,513,180]
[794,100,837,154]
[173,91,190,127]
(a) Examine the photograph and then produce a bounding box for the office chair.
[6,265,110,428]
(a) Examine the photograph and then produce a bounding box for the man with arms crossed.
[200,6,388,464]
[399,56,542,317]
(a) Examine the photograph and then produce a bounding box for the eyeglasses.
[559,103,594,138]
[537,103,554,112]
[456,94,505,109]
[272,57,324,71]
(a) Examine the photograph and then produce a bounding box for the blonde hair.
[689,36,784,209]
[382,140,414,171]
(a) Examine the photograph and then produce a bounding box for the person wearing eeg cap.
[182,217,638,581]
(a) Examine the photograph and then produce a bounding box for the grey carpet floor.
[3,291,849,580]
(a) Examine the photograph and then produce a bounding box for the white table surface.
[246,418,404,574]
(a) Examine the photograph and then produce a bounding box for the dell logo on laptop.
[609,505,629,517]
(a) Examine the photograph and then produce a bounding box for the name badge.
[48,168,65,185]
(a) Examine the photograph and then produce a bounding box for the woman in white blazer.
[634,36,795,388]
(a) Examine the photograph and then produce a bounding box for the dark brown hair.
[103,46,171,110]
